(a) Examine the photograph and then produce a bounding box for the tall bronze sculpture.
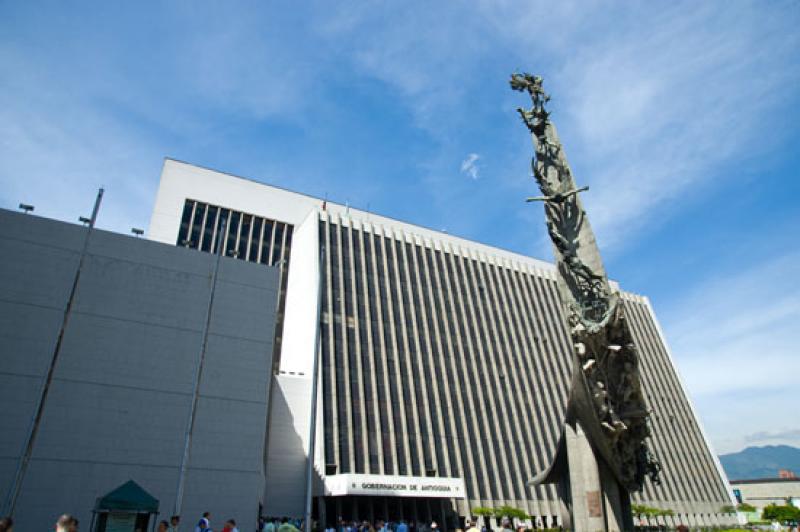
[511,73,661,531]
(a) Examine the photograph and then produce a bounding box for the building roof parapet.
[730,478,800,485]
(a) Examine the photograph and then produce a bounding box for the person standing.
[168,515,181,532]
[56,514,79,532]
[158,521,170,532]
[0,516,13,532]
[263,517,277,532]
[277,517,299,532]
[465,518,478,532]
[222,519,239,532]
[195,512,212,532]
[499,519,512,532]
[396,520,408,532]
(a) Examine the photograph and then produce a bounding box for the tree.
[737,502,756,513]
[762,504,800,523]
[632,504,675,522]
[720,504,736,514]
[472,507,494,519]
[493,506,527,522]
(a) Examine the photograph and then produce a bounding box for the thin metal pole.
[2,187,104,516]
[304,243,325,532]
[174,219,226,517]
[90,188,104,227]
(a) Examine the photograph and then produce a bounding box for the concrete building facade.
[731,478,800,513]
[146,160,737,528]
[1,158,738,529]
[0,208,280,531]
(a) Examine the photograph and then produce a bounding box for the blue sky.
[1,1,798,455]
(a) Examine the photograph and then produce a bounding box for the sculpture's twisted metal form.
[511,73,661,491]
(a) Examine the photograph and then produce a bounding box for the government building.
[2,159,737,530]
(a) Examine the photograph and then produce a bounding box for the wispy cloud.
[660,251,800,452]
[313,1,800,255]
[550,3,800,251]
[460,153,480,180]
[0,3,333,234]
[664,251,800,395]
[3,2,797,251]
[744,429,800,446]
[1,1,798,455]
[0,46,160,232]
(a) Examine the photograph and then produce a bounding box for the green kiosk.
[90,480,160,532]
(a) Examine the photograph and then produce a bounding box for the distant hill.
[719,445,800,480]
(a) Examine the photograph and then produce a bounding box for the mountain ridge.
[719,445,800,480]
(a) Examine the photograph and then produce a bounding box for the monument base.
[557,421,634,531]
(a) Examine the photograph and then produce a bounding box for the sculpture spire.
[511,72,661,498]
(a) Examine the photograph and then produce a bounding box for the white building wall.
[731,479,800,512]
[262,210,321,517]
[279,210,320,375]
[147,159,554,272]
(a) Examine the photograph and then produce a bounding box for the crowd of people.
[321,517,526,532]
[0,513,79,532]
[0,512,525,532]
[0,510,308,532]
[0,512,266,532]
[159,513,305,532]
[177,512,245,532]
[261,516,305,532]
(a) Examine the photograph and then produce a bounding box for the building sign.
[325,474,466,499]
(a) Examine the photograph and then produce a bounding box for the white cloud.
[660,251,800,452]
[744,429,800,446]
[0,4,328,234]
[0,46,163,234]
[460,153,480,180]
[0,0,797,456]
[4,2,796,255]
[321,2,800,252]
[664,252,800,394]
[548,3,799,251]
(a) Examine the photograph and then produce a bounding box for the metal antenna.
[89,188,104,227]
[78,188,104,227]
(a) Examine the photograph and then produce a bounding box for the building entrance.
[319,496,460,531]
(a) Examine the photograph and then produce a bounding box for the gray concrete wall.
[0,209,279,532]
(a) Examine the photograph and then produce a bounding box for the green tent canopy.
[94,480,159,513]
